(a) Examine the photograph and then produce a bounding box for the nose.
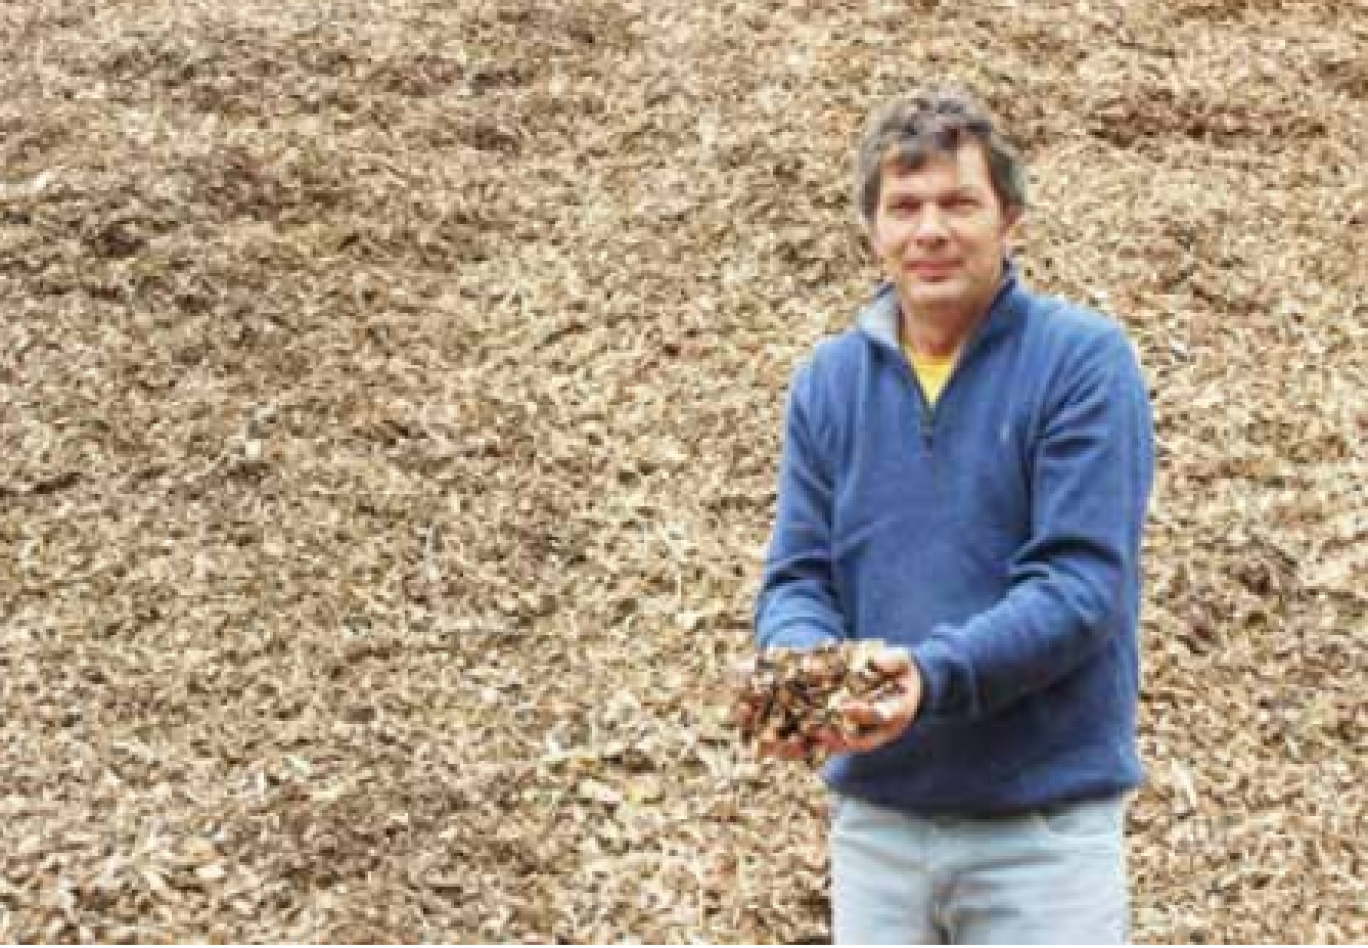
[914,204,948,244]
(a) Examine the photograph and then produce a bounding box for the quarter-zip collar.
[855,257,1026,362]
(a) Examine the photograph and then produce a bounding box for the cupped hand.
[821,646,922,754]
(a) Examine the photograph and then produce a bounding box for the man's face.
[870,143,1020,325]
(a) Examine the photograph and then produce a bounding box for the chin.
[905,284,967,308]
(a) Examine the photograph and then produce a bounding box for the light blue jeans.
[830,793,1129,945]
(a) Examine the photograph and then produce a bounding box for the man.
[751,87,1155,944]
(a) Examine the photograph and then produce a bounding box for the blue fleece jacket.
[755,265,1154,814]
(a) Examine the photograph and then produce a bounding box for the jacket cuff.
[910,638,958,715]
[762,623,838,651]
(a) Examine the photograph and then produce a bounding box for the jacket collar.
[856,257,1026,356]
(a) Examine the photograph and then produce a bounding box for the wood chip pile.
[1,0,1363,942]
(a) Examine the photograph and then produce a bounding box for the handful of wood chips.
[734,640,906,752]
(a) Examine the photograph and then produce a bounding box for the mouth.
[905,260,959,281]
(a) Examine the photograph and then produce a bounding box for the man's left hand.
[820,647,923,754]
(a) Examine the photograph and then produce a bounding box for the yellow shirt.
[904,342,958,406]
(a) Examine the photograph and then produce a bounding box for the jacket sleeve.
[754,361,847,649]
[911,328,1154,717]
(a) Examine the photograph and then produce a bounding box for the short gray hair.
[855,87,1027,229]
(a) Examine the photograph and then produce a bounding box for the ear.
[1001,207,1025,249]
[865,214,889,262]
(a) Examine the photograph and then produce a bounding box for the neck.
[900,303,981,358]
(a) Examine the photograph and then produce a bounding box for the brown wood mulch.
[1,0,1363,942]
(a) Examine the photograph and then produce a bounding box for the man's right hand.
[760,736,814,760]
[732,687,811,760]
[733,642,918,761]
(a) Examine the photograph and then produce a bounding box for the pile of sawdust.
[1,0,1363,941]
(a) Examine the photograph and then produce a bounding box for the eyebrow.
[885,185,986,202]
